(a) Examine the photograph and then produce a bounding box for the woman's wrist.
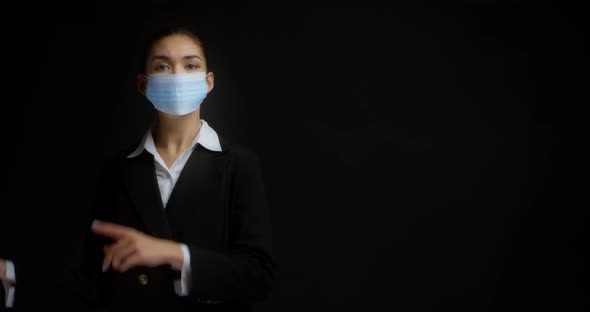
[163,241,184,271]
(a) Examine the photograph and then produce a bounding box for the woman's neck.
[152,110,202,155]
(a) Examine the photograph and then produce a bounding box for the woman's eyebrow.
[150,55,202,61]
[184,55,202,60]
[151,55,171,61]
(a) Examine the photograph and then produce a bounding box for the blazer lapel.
[123,151,173,239]
[164,144,228,242]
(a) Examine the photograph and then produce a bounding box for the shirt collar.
[127,119,222,158]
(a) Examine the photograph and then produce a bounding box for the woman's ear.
[206,72,215,93]
[137,74,147,96]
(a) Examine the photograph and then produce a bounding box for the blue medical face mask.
[145,72,209,115]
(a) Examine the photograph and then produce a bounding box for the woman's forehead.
[148,34,204,59]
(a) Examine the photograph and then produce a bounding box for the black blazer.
[80,136,275,311]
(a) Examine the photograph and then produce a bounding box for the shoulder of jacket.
[98,140,143,170]
[218,135,261,165]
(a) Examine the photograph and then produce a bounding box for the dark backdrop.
[0,1,587,311]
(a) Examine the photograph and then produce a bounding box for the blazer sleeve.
[185,148,276,304]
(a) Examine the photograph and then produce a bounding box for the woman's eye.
[186,64,199,70]
[155,64,170,71]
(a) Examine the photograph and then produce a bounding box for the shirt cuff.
[3,260,15,308]
[4,284,15,308]
[173,244,192,296]
[6,260,15,282]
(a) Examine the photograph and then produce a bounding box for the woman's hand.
[91,220,184,273]
[0,258,6,280]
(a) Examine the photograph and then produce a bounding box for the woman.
[82,25,275,311]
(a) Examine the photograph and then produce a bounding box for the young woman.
[79,25,275,311]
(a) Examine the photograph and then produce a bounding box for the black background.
[1,1,588,311]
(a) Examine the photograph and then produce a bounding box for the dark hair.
[137,25,208,74]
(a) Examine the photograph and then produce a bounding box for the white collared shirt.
[127,119,222,206]
[127,119,222,296]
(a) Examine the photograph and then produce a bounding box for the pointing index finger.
[91,220,133,240]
